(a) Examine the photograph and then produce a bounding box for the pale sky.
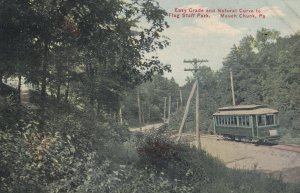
[155,0,300,85]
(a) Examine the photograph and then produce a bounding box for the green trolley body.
[213,105,280,143]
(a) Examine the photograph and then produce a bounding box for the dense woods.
[149,29,300,142]
[128,29,300,140]
[0,0,170,112]
[0,0,300,192]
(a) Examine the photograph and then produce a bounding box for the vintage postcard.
[0,0,299,192]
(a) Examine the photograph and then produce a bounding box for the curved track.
[129,125,300,183]
[271,144,300,154]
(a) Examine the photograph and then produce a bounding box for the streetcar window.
[233,116,237,125]
[258,115,266,126]
[236,116,249,127]
[217,116,241,126]
[266,114,274,125]
[230,116,237,125]
[245,116,250,126]
[242,116,246,126]
[238,116,242,126]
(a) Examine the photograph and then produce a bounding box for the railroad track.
[131,126,300,154]
[271,144,300,154]
[176,133,300,154]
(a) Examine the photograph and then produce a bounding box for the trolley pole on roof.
[230,68,236,106]
[179,58,208,150]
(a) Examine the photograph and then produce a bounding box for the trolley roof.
[213,105,278,116]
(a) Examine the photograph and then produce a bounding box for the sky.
[154,0,300,85]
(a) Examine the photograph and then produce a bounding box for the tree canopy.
[0,0,170,113]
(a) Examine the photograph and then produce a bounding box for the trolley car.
[213,105,280,143]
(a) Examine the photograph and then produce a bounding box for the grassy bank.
[1,92,299,193]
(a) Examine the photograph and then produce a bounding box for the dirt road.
[130,124,300,183]
[129,123,164,132]
[185,134,300,183]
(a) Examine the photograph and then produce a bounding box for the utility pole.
[230,68,236,106]
[163,97,167,123]
[179,87,183,109]
[137,90,142,128]
[148,104,151,123]
[119,107,123,125]
[177,81,197,142]
[168,96,171,124]
[141,104,145,125]
[183,58,208,150]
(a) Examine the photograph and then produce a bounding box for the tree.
[0,0,171,116]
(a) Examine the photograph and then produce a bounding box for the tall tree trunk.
[56,62,62,101]
[41,61,47,106]
[0,71,2,84]
[64,79,70,102]
[142,105,145,125]
[137,90,142,127]
[41,43,49,108]
[40,42,49,130]
[148,104,151,123]
[119,107,123,125]
[86,63,96,107]
[18,73,21,102]
[57,83,61,101]
[0,71,3,93]
[96,100,101,116]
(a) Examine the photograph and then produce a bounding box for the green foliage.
[122,75,180,126]
[77,130,299,193]
[220,30,300,131]
[172,29,300,138]
[1,4,300,191]
[280,128,300,145]
[0,93,130,192]
[168,66,219,133]
[0,0,171,115]
[0,127,94,193]
[1,90,299,193]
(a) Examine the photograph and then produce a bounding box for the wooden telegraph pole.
[168,96,171,124]
[137,90,142,128]
[179,87,183,109]
[230,68,236,106]
[177,59,208,150]
[163,97,167,123]
[119,107,123,125]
